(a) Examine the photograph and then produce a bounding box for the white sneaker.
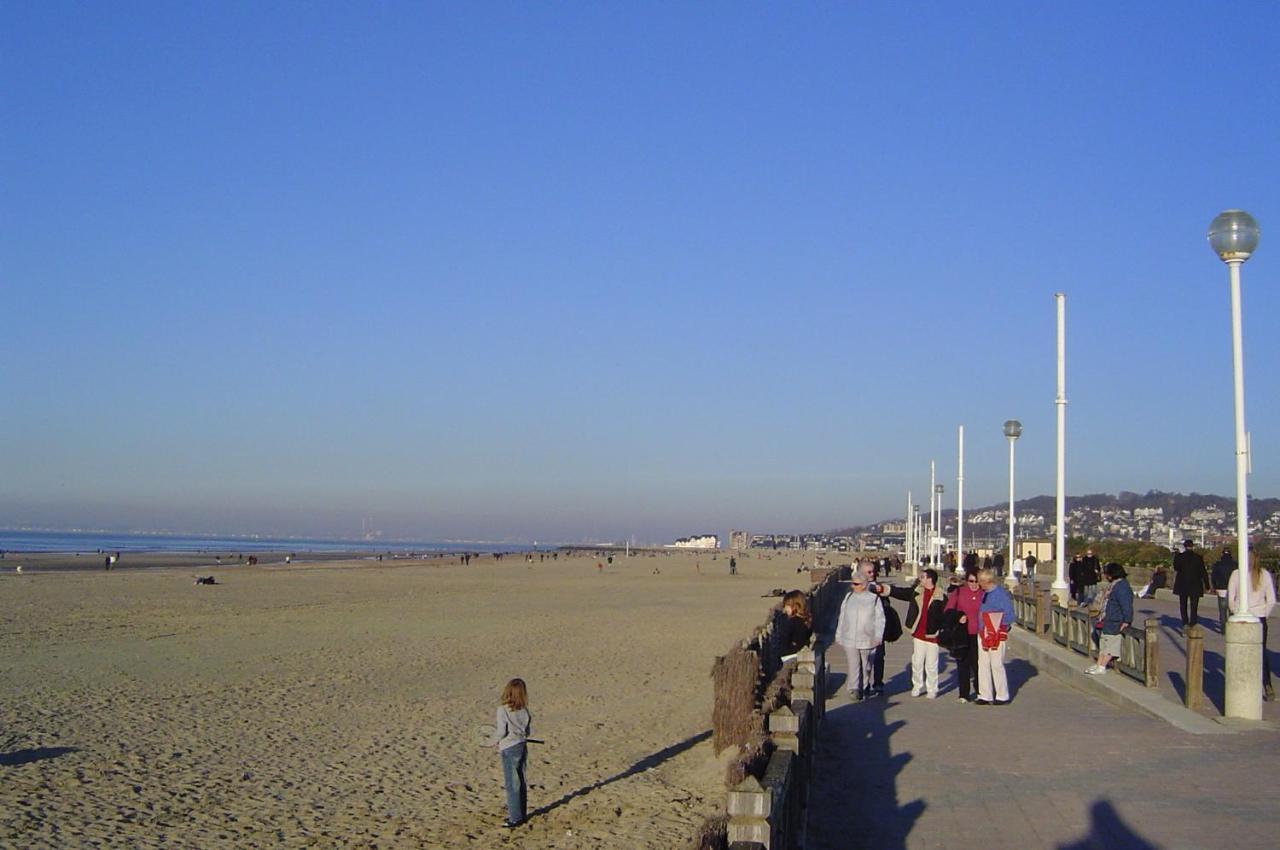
[911,689,925,697]
[926,693,938,699]
[1084,666,1107,675]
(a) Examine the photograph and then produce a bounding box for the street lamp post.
[1208,209,1262,720]
[1052,293,1070,606]
[957,425,965,575]
[934,483,945,569]
[929,461,936,567]
[1004,419,1022,587]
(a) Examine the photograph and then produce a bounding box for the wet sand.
[0,550,813,848]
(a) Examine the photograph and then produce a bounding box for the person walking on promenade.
[1069,554,1084,603]
[779,590,813,661]
[1082,548,1102,601]
[944,570,983,702]
[1228,552,1276,701]
[881,568,947,698]
[1211,547,1237,629]
[835,573,885,701]
[1173,539,1211,628]
[489,678,532,828]
[1086,564,1133,675]
[975,569,1015,705]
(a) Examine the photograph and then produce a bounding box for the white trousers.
[910,637,939,696]
[841,644,874,694]
[978,643,1009,702]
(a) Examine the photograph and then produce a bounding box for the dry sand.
[0,550,815,848]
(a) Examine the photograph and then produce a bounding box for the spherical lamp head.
[1208,209,1260,263]
[1003,419,1023,440]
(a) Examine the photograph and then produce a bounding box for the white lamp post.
[934,483,945,569]
[957,425,965,575]
[1052,293,1070,605]
[928,461,936,566]
[1208,209,1263,719]
[1004,419,1022,586]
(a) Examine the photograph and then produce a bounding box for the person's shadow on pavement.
[1056,799,1160,850]
[805,689,924,850]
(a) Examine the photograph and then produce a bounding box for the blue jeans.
[500,743,527,824]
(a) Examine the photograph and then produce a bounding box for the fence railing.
[696,565,846,850]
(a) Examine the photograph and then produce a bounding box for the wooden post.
[1144,618,1159,688]
[1037,588,1052,638]
[1185,624,1205,711]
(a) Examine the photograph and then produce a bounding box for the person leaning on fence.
[1086,564,1133,676]
[779,589,813,661]
[881,568,947,699]
[1227,552,1276,701]
[835,573,885,702]
[975,569,1015,705]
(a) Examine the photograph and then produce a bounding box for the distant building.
[670,534,719,550]
[729,530,750,550]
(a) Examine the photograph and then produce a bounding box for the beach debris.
[193,576,218,585]
[15,565,22,573]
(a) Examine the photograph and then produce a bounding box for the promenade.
[805,577,1280,850]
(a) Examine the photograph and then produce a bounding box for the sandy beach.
[1,550,814,848]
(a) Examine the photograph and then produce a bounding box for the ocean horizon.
[0,529,545,555]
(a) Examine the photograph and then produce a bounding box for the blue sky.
[3,2,1278,542]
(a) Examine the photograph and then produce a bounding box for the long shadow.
[1005,658,1039,693]
[806,693,924,849]
[0,746,77,766]
[1201,649,1226,714]
[1056,799,1160,850]
[527,730,710,819]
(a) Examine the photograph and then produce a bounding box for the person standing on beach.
[489,678,532,828]
[1173,539,1210,628]
[729,556,737,575]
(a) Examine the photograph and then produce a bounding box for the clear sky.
[3,2,1278,543]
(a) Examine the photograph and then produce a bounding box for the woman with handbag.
[944,571,983,703]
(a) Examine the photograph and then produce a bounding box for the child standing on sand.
[489,678,531,828]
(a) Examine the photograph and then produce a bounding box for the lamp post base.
[1050,581,1070,608]
[1225,619,1264,720]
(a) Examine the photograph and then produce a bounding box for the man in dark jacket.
[1210,547,1237,628]
[1081,548,1102,600]
[1172,539,1211,627]
[880,568,947,698]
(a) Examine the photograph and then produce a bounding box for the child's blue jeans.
[500,743,527,824]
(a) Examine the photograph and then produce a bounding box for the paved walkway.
[806,581,1280,850]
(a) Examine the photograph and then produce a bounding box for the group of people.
[834,560,1017,705]
[1068,549,1103,603]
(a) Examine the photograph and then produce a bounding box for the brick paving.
[806,579,1280,850]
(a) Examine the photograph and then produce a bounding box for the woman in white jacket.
[835,574,886,702]
[1228,552,1277,701]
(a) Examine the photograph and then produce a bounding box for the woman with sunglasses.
[944,571,984,702]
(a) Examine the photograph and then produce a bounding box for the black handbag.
[882,599,903,643]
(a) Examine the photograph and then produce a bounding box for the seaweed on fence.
[710,644,761,755]
[684,813,728,850]
[761,658,796,715]
[724,721,774,787]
